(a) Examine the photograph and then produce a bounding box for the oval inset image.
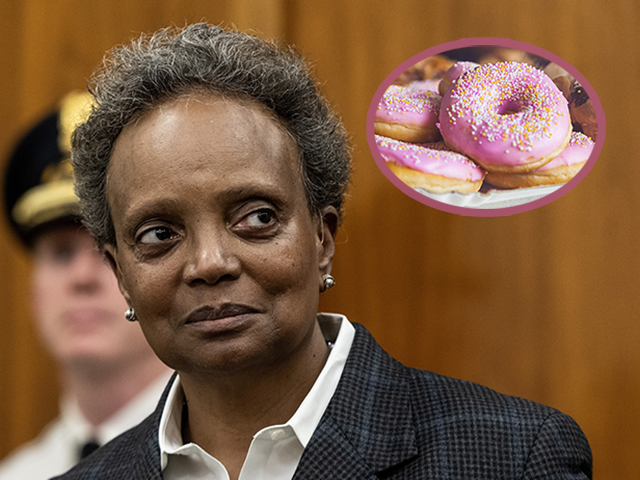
[367,38,605,216]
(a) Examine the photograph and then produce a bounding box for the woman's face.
[104,93,336,377]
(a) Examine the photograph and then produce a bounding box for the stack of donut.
[374,55,596,195]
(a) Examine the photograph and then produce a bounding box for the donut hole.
[497,99,523,115]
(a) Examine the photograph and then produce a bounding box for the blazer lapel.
[294,414,379,479]
[130,373,177,479]
[128,428,164,480]
[294,323,418,478]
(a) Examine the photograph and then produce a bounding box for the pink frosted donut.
[438,61,480,96]
[375,85,442,143]
[485,131,594,188]
[375,134,485,193]
[439,62,572,173]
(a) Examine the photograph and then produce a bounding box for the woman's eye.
[237,208,278,232]
[138,226,175,244]
[250,209,274,226]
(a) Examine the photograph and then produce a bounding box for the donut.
[485,131,594,188]
[477,48,539,66]
[552,75,572,100]
[393,55,455,85]
[543,62,575,85]
[542,64,574,101]
[438,61,479,96]
[439,62,572,173]
[375,134,485,193]
[375,85,442,143]
[569,83,597,140]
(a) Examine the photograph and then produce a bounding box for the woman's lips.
[184,303,260,326]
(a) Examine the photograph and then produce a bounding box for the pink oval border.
[366,37,606,217]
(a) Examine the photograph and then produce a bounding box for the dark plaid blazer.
[52,323,592,479]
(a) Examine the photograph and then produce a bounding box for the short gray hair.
[72,23,351,249]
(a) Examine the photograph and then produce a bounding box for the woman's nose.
[182,233,242,285]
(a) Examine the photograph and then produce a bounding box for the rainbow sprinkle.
[443,62,569,152]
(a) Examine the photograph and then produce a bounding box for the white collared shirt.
[0,372,171,480]
[160,313,355,480]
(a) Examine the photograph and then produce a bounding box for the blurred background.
[0,0,632,478]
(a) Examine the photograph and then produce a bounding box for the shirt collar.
[288,314,354,447]
[158,313,355,469]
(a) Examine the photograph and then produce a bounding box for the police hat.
[4,91,94,246]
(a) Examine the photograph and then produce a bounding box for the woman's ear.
[103,243,132,306]
[317,206,339,276]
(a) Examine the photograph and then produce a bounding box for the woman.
[55,24,591,479]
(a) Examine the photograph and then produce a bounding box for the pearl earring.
[321,274,335,292]
[124,308,138,322]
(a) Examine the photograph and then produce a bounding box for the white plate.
[417,184,564,209]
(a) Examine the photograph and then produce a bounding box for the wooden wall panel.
[291,1,635,479]
[0,1,636,478]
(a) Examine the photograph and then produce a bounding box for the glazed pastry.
[569,82,597,140]
[375,85,442,143]
[552,75,572,100]
[543,62,575,85]
[485,131,594,188]
[375,135,485,193]
[438,61,479,96]
[543,63,575,101]
[477,48,538,66]
[393,55,455,85]
[439,62,571,173]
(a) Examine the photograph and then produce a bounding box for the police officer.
[0,92,170,480]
